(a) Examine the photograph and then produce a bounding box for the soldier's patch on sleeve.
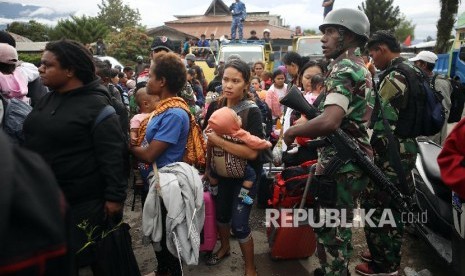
[324,93,349,113]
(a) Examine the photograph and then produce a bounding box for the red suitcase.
[267,164,317,260]
[200,191,217,252]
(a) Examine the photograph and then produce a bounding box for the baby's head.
[0,43,18,74]
[135,87,159,113]
[228,107,242,127]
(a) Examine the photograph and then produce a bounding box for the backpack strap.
[92,105,116,132]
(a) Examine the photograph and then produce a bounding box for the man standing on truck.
[322,0,335,18]
[229,0,246,41]
[410,51,452,145]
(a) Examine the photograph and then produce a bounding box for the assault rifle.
[280,86,425,231]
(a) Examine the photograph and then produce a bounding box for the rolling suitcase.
[267,164,317,260]
[200,191,217,252]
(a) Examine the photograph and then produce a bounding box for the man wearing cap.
[185,54,196,69]
[357,30,421,276]
[410,51,452,145]
[229,0,246,41]
[262,29,271,43]
[150,36,174,58]
[283,8,373,276]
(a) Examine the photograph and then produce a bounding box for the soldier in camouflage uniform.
[284,8,373,276]
[355,30,419,276]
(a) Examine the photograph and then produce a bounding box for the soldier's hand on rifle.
[283,127,296,147]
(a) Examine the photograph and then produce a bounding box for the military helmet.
[319,8,370,39]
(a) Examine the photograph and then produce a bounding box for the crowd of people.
[1,5,465,276]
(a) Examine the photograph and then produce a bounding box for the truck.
[290,35,324,60]
[217,40,274,72]
[434,44,465,83]
[188,46,217,83]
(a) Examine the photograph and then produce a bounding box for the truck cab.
[188,46,217,83]
[218,40,274,72]
[291,35,324,60]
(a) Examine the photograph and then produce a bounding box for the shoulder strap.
[92,105,116,132]
[231,100,257,114]
[371,75,410,195]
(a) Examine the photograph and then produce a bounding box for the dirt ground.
[123,187,454,276]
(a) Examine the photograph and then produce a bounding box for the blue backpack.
[378,62,445,138]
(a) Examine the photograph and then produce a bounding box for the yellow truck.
[218,40,274,72]
[291,35,324,60]
[188,46,217,83]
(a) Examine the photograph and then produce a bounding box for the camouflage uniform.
[362,56,419,272]
[314,47,373,275]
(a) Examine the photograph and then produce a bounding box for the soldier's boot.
[359,249,372,262]
[354,262,398,276]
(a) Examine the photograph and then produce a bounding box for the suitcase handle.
[299,164,316,209]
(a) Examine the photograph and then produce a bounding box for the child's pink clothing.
[207,107,271,150]
[265,84,287,118]
[0,70,28,102]
[130,113,150,129]
[304,92,318,105]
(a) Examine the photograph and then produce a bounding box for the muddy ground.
[123,187,453,276]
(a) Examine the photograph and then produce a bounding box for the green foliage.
[303,29,317,35]
[76,219,123,254]
[106,27,150,65]
[358,0,401,35]
[49,15,109,44]
[6,20,50,41]
[97,0,142,30]
[394,15,415,42]
[435,0,460,53]
[18,53,42,66]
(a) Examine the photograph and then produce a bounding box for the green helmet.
[319,8,370,39]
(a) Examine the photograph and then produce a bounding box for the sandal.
[205,251,231,266]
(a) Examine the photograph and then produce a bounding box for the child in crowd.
[261,71,273,90]
[205,107,272,204]
[0,43,33,103]
[251,76,266,100]
[265,69,288,120]
[130,87,159,146]
[304,74,325,104]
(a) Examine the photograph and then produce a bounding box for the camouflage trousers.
[314,171,369,275]
[230,17,243,40]
[361,151,416,272]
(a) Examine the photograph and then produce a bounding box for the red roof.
[166,17,293,39]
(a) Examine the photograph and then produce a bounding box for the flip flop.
[205,251,231,266]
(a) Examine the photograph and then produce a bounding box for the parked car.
[94,55,124,69]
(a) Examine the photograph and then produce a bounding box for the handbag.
[96,218,141,276]
[210,135,247,178]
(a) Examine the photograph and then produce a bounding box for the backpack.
[251,91,273,139]
[105,84,129,138]
[377,62,445,138]
[0,94,32,144]
[444,77,465,123]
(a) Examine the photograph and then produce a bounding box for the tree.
[97,0,141,30]
[394,15,415,42]
[358,0,401,35]
[49,16,109,44]
[303,29,317,35]
[435,0,460,53]
[6,20,50,41]
[105,26,150,65]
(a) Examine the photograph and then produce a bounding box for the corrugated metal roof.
[16,42,47,52]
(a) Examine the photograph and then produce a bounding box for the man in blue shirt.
[229,0,246,41]
[197,34,210,47]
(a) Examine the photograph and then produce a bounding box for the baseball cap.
[150,36,174,52]
[0,43,18,64]
[409,51,438,64]
[185,53,196,61]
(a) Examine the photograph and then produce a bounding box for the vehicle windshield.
[219,48,263,64]
[297,38,323,56]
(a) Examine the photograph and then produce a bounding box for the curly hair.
[45,39,96,84]
[151,52,187,95]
